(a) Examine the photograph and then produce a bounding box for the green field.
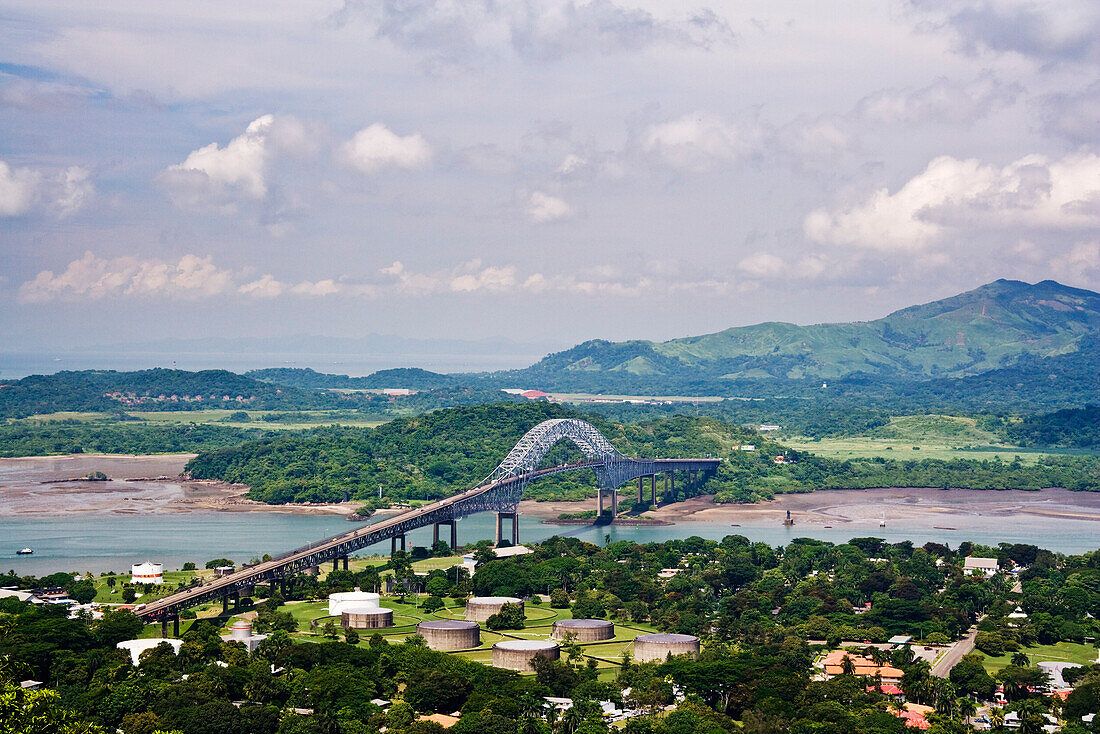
[281,595,655,672]
[785,414,1086,464]
[16,409,389,430]
[981,642,1099,674]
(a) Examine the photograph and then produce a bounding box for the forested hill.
[184,403,765,504]
[246,367,458,390]
[0,369,348,418]
[509,279,1100,388]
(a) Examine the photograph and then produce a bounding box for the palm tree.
[841,654,856,676]
[988,706,1005,730]
[934,679,957,717]
[957,696,978,726]
[1011,651,1030,667]
[559,705,583,734]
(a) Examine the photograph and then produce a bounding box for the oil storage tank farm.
[417,620,481,650]
[632,633,700,662]
[328,589,381,616]
[492,639,560,672]
[464,596,523,623]
[551,618,614,642]
[341,607,393,629]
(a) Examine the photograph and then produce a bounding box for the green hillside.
[521,279,1100,384]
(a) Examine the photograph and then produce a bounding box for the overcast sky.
[2,0,1099,351]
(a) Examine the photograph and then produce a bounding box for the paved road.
[932,625,978,678]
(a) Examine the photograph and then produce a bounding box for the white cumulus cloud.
[158,114,317,212]
[642,113,759,172]
[19,252,234,303]
[805,152,1100,251]
[340,123,433,174]
[527,191,573,223]
[0,160,93,218]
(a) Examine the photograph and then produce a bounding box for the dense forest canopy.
[183,403,1100,505]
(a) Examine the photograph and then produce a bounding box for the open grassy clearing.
[281,595,651,671]
[981,642,1099,674]
[548,392,727,403]
[785,414,1090,463]
[14,409,390,430]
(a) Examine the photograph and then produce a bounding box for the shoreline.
[7,455,1100,526]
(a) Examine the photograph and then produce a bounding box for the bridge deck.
[136,457,719,620]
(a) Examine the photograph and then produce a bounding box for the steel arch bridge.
[137,419,720,622]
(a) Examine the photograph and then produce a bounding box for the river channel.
[3,455,1100,574]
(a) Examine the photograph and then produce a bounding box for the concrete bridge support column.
[222,594,229,614]
[597,488,618,518]
[391,534,406,556]
[637,476,645,505]
[651,474,657,506]
[161,618,169,638]
[173,615,180,637]
[495,512,519,546]
[433,520,458,550]
[232,593,240,612]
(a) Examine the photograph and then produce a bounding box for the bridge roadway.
[136,457,719,621]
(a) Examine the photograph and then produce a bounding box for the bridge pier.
[161,617,169,638]
[222,594,229,614]
[597,488,618,518]
[433,520,458,550]
[331,556,349,572]
[495,512,519,546]
[391,534,406,556]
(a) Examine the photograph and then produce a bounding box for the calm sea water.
[5,505,1100,576]
[4,456,1100,574]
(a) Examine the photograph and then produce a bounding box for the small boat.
[16,548,33,555]
[879,512,886,527]
[730,524,740,527]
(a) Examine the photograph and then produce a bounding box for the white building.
[461,544,533,576]
[130,562,164,585]
[963,557,1000,577]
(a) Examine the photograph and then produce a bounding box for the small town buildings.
[963,557,1000,577]
[820,651,904,683]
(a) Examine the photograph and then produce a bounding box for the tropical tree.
[957,696,978,726]
[1011,651,1031,667]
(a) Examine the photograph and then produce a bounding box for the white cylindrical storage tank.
[417,620,481,651]
[465,596,523,623]
[328,589,381,616]
[229,620,252,642]
[116,638,183,665]
[632,633,700,662]
[552,618,615,642]
[342,607,393,629]
[130,561,164,585]
[492,640,560,672]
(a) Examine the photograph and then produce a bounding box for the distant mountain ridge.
[519,279,1100,384]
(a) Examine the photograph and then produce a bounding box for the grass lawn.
[785,414,1096,463]
[981,643,1099,674]
[17,409,389,431]
[89,569,215,604]
[280,593,650,673]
